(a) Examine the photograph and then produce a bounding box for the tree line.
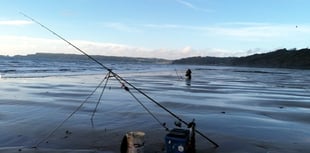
[172,48,310,69]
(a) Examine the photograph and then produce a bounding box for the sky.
[1,0,310,59]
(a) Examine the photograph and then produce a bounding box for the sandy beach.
[0,66,309,153]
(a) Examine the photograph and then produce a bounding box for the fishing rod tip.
[213,143,219,148]
[19,12,26,16]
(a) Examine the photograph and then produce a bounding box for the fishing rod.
[175,68,182,80]
[21,12,219,148]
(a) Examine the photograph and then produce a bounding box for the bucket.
[124,131,145,153]
[165,128,190,153]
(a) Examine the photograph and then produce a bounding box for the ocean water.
[0,58,309,153]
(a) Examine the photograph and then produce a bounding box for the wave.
[0,69,17,73]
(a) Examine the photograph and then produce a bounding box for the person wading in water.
[185,69,192,80]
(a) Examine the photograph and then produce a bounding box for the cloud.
[0,36,76,55]
[59,41,208,59]
[206,23,310,41]
[176,0,195,9]
[102,21,309,43]
[2,22,309,59]
[175,0,213,12]
[102,22,140,32]
[0,20,33,26]
[0,35,243,59]
[143,23,183,29]
[211,26,277,38]
[142,22,307,38]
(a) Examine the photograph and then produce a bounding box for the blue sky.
[1,0,310,59]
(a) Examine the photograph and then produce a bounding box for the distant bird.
[296,25,298,28]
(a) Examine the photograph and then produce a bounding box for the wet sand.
[0,66,309,153]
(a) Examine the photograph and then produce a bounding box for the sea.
[0,57,309,153]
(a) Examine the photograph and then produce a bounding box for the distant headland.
[172,48,310,69]
[1,48,309,69]
[0,53,170,64]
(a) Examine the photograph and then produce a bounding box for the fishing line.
[22,12,219,148]
[33,74,108,148]
[91,72,111,122]
[124,84,169,131]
